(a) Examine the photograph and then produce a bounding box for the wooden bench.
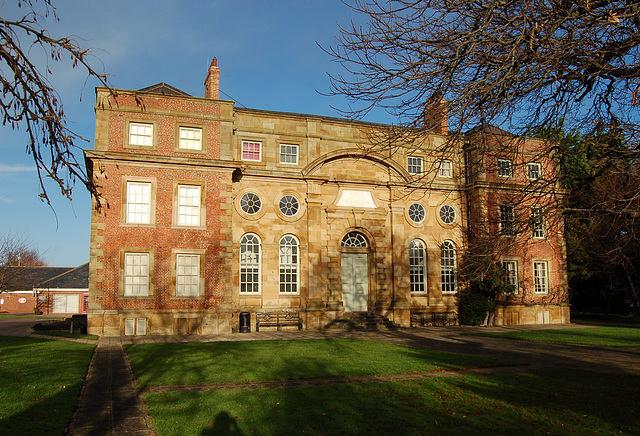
[255,311,303,331]
[410,311,458,327]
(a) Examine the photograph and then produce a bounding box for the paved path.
[2,319,640,435]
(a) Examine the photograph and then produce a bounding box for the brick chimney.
[424,92,448,135]
[204,58,220,99]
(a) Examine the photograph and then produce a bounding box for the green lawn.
[33,330,98,340]
[468,325,640,348]
[0,336,95,435]
[124,338,510,386]
[143,369,639,435]
[0,314,64,319]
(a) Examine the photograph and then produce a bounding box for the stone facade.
[85,61,569,336]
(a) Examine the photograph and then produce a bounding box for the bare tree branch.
[0,0,114,208]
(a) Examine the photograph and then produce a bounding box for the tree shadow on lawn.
[0,336,92,435]
[372,328,640,375]
[126,338,385,388]
[0,381,85,436]
[146,366,639,435]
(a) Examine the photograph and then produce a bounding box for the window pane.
[534,262,548,293]
[129,122,153,146]
[500,205,515,236]
[527,163,541,180]
[408,157,423,174]
[279,235,299,293]
[240,234,261,293]
[502,260,518,292]
[409,240,426,293]
[280,144,299,164]
[439,160,452,177]
[124,253,149,296]
[179,127,203,150]
[532,207,545,238]
[408,203,426,223]
[126,182,151,224]
[497,159,512,177]
[441,241,457,293]
[242,141,262,161]
[176,254,200,296]
[177,185,201,226]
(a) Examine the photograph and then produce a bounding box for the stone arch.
[302,149,411,183]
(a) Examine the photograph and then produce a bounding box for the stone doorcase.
[340,231,371,312]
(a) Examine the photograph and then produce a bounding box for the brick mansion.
[85,60,569,336]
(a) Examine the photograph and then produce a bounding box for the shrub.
[458,273,514,326]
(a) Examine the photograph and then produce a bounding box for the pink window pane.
[242,141,261,161]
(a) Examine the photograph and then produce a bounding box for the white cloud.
[0,164,33,173]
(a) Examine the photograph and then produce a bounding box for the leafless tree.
[0,232,47,292]
[1,0,112,206]
[328,0,640,139]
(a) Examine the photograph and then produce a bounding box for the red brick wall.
[91,91,229,314]
[0,293,36,313]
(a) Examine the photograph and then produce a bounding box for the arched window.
[409,240,427,293]
[341,231,368,248]
[240,233,261,293]
[441,240,457,293]
[279,235,299,293]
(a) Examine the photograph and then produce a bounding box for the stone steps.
[324,312,400,331]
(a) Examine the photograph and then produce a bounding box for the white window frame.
[533,261,549,294]
[441,240,457,293]
[178,126,203,151]
[438,159,452,178]
[279,235,299,294]
[177,185,201,226]
[279,144,299,165]
[527,162,541,180]
[241,140,262,162]
[128,122,154,147]
[497,158,512,177]
[407,156,423,175]
[126,181,152,224]
[531,207,546,239]
[124,252,150,296]
[176,254,200,297]
[500,204,516,236]
[409,239,427,294]
[125,318,147,336]
[240,233,261,293]
[502,260,518,293]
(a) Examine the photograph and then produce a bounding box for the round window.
[439,205,456,224]
[240,193,262,214]
[408,203,426,223]
[278,195,299,216]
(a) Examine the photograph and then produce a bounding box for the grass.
[468,325,640,348]
[143,369,640,435]
[33,330,98,340]
[124,338,510,387]
[0,314,64,319]
[0,336,95,435]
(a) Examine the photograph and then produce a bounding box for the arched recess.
[302,149,412,183]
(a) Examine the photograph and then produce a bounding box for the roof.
[138,83,191,97]
[466,124,514,136]
[39,263,89,289]
[1,263,89,291]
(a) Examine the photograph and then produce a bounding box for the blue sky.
[0,0,392,267]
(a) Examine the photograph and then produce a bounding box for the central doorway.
[341,231,369,312]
